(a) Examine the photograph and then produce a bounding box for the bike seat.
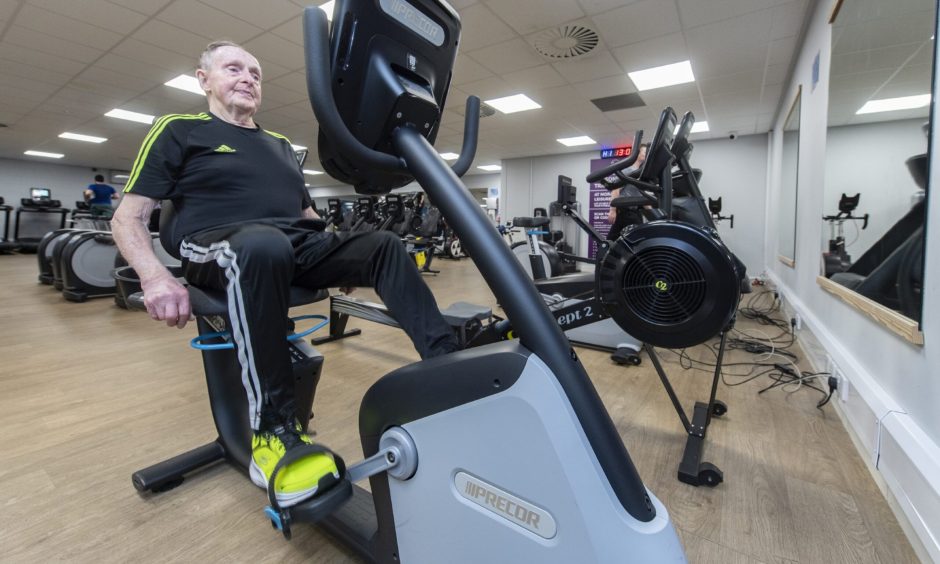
[512,216,550,228]
[187,285,329,317]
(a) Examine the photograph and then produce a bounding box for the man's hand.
[340,286,355,295]
[607,208,617,224]
[142,275,192,329]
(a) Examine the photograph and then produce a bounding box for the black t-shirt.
[124,112,312,249]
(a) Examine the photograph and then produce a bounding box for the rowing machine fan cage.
[597,221,741,348]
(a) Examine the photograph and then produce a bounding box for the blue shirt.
[87,183,116,205]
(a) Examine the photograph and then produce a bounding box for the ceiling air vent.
[532,25,599,60]
[479,103,497,118]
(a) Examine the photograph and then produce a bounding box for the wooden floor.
[0,252,920,563]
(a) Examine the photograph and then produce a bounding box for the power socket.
[790,314,802,331]
[836,367,849,402]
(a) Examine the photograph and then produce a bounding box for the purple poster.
[588,158,614,259]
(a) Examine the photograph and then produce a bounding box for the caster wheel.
[710,400,728,417]
[698,462,723,487]
[610,349,641,366]
[449,239,462,258]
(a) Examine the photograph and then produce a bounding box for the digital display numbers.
[599,146,633,159]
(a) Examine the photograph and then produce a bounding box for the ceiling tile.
[13,3,124,51]
[269,14,304,45]
[30,0,149,31]
[0,41,83,75]
[502,64,568,91]
[571,74,636,99]
[453,54,493,85]
[456,3,517,52]
[552,50,623,83]
[483,0,584,35]
[0,58,72,86]
[461,76,512,100]
[612,32,690,74]
[104,0,173,16]
[244,32,307,72]
[4,25,104,65]
[199,0,301,30]
[576,0,642,17]
[677,0,780,29]
[699,70,765,97]
[157,1,264,42]
[267,71,309,95]
[591,0,681,49]
[770,0,809,40]
[133,20,213,58]
[111,38,196,73]
[467,37,545,75]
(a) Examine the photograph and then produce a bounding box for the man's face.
[637,146,648,164]
[198,46,263,116]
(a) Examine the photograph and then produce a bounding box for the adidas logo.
[214,144,236,153]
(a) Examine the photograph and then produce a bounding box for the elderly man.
[112,41,457,508]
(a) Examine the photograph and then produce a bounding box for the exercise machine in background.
[708,197,734,228]
[14,188,70,253]
[822,193,868,277]
[0,197,20,254]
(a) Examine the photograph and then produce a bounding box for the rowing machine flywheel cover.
[597,221,740,348]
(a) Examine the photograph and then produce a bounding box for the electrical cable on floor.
[648,289,831,409]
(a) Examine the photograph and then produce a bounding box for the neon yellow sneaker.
[249,422,340,508]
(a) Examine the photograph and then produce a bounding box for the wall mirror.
[820,0,934,341]
[778,86,802,267]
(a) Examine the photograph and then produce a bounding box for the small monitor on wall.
[30,187,51,201]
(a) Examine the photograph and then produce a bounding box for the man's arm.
[607,188,621,224]
[112,193,191,328]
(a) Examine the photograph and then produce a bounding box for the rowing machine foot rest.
[440,301,492,326]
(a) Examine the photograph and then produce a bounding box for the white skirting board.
[766,272,940,562]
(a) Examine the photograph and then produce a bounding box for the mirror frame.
[778,85,802,268]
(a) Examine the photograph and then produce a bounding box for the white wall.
[307,172,501,210]
[824,119,927,256]
[686,134,768,277]
[766,1,940,559]
[0,157,104,239]
[501,135,768,276]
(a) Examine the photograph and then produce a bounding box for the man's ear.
[195,69,209,93]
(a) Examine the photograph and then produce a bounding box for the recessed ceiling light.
[303,169,324,175]
[856,94,931,114]
[483,94,541,114]
[24,150,64,159]
[439,152,459,160]
[478,164,502,171]
[59,132,108,143]
[113,174,130,180]
[291,144,308,152]
[105,108,155,124]
[557,135,596,147]
[628,60,695,91]
[165,74,205,96]
[320,0,335,21]
[674,121,709,134]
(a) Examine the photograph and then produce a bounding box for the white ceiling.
[0,0,813,185]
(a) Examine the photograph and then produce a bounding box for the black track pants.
[180,218,458,429]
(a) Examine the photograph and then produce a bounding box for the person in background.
[111,41,457,510]
[84,174,118,219]
[606,144,648,241]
